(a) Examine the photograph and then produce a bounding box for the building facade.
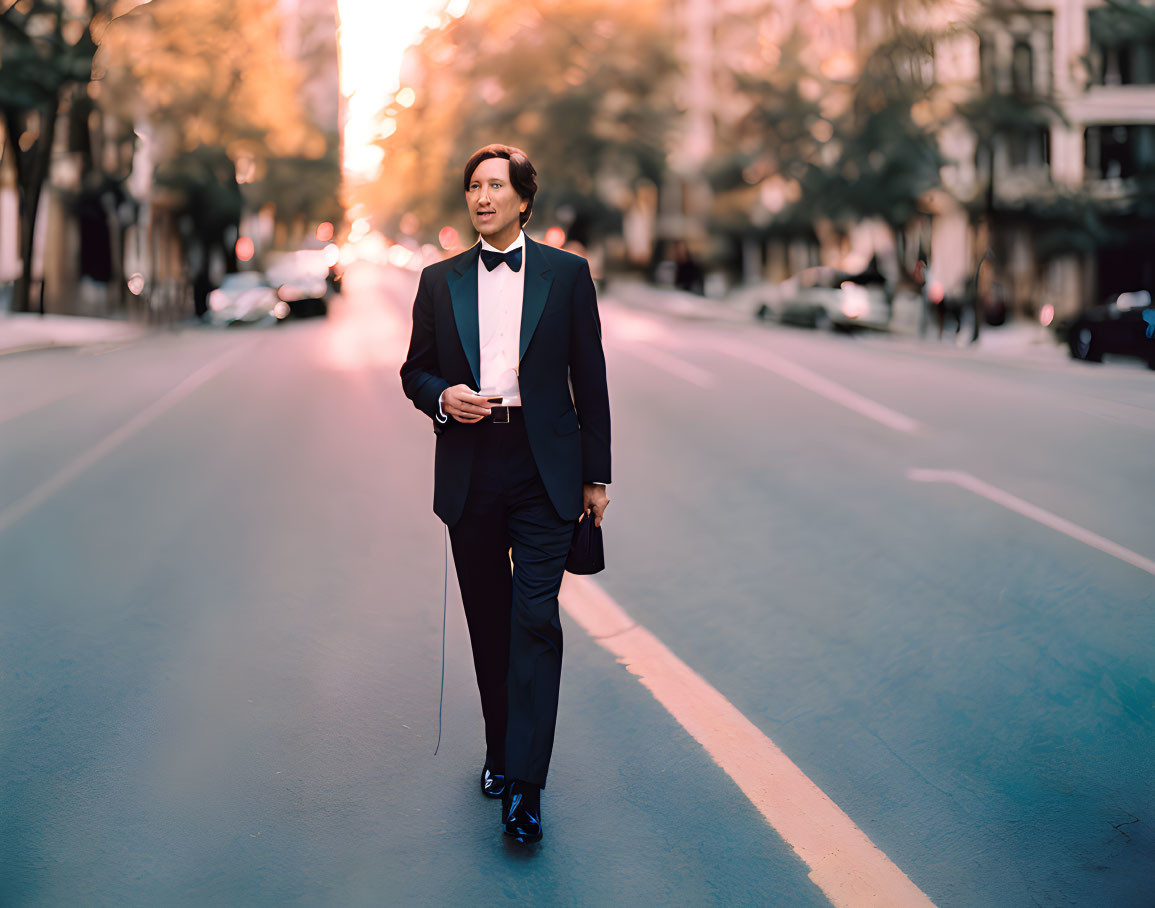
[664,0,1155,318]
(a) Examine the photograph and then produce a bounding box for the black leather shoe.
[502,780,542,843]
[480,766,506,799]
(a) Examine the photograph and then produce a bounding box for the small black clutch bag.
[565,511,605,574]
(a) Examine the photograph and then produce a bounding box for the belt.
[485,405,520,424]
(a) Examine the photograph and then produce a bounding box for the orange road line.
[560,575,936,908]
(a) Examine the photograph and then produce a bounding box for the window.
[1008,126,1049,170]
[1090,8,1155,85]
[1012,41,1034,94]
[1086,124,1155,179]
[979,36,997,92]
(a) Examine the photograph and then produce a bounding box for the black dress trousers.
[448,410,574,789]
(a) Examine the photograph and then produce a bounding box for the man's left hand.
[582,484,610,527]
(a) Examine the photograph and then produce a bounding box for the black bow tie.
[480,246,523,272]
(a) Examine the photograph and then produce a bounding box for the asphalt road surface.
[2,260,1152,907]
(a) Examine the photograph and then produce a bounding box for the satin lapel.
[447,244,481,388]
[520,239,554,362]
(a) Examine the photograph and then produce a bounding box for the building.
[666,0,1155,319]
[931,0,1155,320]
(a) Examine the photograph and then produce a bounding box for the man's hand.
[442,385,493,423]
[583,483,610,527]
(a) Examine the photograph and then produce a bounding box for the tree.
[709,27,828,209]
[817,30,943,277]
[709,2,943,282]
[95,0,326,315]
[361,0,679,246]
[0,0,112,312]
[243,133,343,245]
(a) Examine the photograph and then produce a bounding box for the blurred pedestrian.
[672,241,704,295]
[400,144,612,846]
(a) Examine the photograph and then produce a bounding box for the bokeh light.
[438,226,460,250]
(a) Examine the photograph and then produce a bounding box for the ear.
[520,199,528,213]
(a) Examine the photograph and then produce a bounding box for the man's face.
[466,157,527,250]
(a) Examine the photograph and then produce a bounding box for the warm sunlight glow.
[337,0,471,182]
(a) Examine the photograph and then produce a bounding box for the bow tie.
[480,246,523,272]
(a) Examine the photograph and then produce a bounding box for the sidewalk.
[857,318,1068,366]
[0,312,148,356]
[606,279,1068,365]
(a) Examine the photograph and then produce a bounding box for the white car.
[207,272,284,326]
[738,267,892,331]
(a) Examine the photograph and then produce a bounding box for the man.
[400,144,611,845]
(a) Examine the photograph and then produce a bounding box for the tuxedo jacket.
[400,238,611,527]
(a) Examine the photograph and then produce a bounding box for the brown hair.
[463,144,538,227]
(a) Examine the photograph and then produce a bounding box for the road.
[1,260,1152,906]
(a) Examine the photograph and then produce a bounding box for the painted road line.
[621,343,717,388]
[909,468,1155,578]
[0,388,77,429]
[0,341,255,536]
[560,575,936,908]
[711,339,920,434]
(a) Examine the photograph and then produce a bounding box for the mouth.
[476,210,495,218]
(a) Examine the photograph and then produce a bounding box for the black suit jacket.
[400,238,611,527]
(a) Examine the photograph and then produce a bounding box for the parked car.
[737,266,891,331]
[265,250,331,318]
[207,271,284,326]
[1066,290,1155,369]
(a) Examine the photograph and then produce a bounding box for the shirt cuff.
[436,389,448,424]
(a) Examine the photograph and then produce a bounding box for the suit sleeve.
[400,267,451,427]
[569,261,611,484]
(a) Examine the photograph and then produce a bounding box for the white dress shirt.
[437,231,525,421]
[476,231,525,406]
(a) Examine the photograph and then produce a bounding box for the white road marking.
[620,343,716,388]
[711,339,920,434]
[0,342,255,536]
[76,341,139,357]
[908,469,1155,578]
[0,388,77,429]
[560,575,936,908]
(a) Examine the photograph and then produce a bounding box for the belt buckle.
[492,406,510,424]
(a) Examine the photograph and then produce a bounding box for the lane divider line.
[560,575,936,908]
[0,388,77,429]
[711,339,920,434]
[908,469,1155,578]
[620,343,717,388]
[0,341,255,536]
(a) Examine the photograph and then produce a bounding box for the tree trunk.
[974,139,997,343]
[11,105,59,314]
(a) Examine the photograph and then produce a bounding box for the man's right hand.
[441,385,493,423]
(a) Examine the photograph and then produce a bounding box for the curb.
[0,314,148,357]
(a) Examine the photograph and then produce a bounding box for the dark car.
[1066,290,1155,369]
[265,250,333,319]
